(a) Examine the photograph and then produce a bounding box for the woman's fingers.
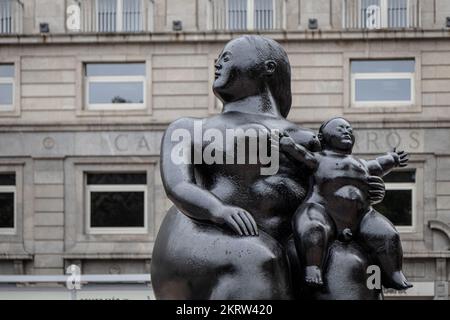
[243,210,259,235]
[231,214,249,236]
[227,216,243,236]
[238,211,255,236]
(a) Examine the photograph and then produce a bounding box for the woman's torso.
[195,112,320,243]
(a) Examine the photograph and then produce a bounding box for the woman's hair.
[242,35,292,118]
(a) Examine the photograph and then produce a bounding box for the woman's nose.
[215,62,222,70]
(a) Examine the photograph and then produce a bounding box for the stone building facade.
[0,0,449,299]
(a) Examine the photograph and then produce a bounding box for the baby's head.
[318,117,355,154]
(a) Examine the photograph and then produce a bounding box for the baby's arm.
[366,149,409,177]
[279,133,318,170]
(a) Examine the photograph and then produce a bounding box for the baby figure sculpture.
[280,117,413,291]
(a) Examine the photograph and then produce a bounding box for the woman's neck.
[222,90,281,118]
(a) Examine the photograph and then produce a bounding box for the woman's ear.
[264,60,277,75]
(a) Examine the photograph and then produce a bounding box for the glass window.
[351,59,415,106]
[0,0,13,34]
[226,0,274,30]
[0,64,14,109]
[97,0,142,32]
[358,0,409,29]
[86,172,147,234]
[0,173,16,233]
[374,170,415,229]
[85,62,146,110]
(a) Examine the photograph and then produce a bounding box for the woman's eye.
[223,57,230,62]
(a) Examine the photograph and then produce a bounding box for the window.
[86,172,147,234]
[0,64,14,111]
[211,0,276,30]
[0,0,22,34]
[343,0,419,29]
[85,62,146,110]
[0,173,16,234]
[351,59,415,107]
[374,170,416,232]
[97,0,143,32]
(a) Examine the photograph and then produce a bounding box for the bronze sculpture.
[281,117,412,290]
[151,35,408,299]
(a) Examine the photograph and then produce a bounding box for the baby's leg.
[293,203,333,287]
[359,209,412,290]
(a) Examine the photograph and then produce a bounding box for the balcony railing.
[73,0,153,33]
[209,0,285,31]
[342,0,420,29]
[0,0,23,34]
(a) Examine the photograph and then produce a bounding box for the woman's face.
[213,38,264,103]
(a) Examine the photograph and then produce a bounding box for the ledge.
[63,253,151,260]
[0,253,33,260]
[1,29,450,45]
[404,251,450,258]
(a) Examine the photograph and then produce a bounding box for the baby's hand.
[390,148,409,167]
[279,132,298,152]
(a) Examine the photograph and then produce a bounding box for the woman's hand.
[367,175,386,205]
[212,205,259,236]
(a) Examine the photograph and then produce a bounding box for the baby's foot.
[305,265,323,287]
[389,271,413,290]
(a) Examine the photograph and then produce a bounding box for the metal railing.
[77,0,153,33]
[0,0,23,34]
[342,0,420,29]
[209,0,285,31]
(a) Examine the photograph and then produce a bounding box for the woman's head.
[213,35,291,118]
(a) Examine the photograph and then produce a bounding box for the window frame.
[0,184,17,235]
[343,53,421,114]
[0,64,15,112]
[84,63,146,111]
[225,0,276,30]
[96,0,143,32]
[85,176,148,235]
[351,70,415,107]
[383,181,416,233]
[363,0,411,29]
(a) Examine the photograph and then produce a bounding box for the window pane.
[86,63,145,76]
[0,84,13,105]
[384,170,415,183]
[87,173,146,185]
[255,0,273,30]
[89,82,143,104]
[361,0,381,28]
[352,60,415,73]
[0,65,14,78]
[0,174,15,186]
[0,192,14,228]
[97,0,117,32]
[123,0,141,32]
[388,0,408,28]
[228,0,247,30]
[0,1,13,34]
[355,79,411,102]
[374,189,412,226]
[90,191,144,228]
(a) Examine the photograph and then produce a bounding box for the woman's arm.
[161,117,258,236]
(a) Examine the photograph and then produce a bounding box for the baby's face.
[321,118,355,152]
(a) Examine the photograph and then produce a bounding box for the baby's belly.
[318,184,370,233]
